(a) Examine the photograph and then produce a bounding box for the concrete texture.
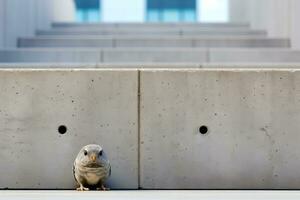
[17,38,290,48]
[0,69,138,189]
[1,191,300,200]
[140,69,300,189]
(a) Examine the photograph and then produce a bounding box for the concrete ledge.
[18,38,290,48]
[140,69,300,189]
[0,69,138,189]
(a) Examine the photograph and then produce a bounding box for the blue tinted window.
[147,0,197,22]
[74,0,101,22]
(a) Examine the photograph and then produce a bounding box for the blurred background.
[1,0,300,63]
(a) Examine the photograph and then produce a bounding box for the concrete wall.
[1,68,300,189]
[0,0,75,48]
[140,69,300,189]
[0,69,138,189]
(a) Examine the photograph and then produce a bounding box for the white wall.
[0,0,75,48]
[290,0,300,49]
[3,0,36,47]
[229,0,300,49]
[102,0,146,22]
[229,0,249,23]
[0,0,4,47]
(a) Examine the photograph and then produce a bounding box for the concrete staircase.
[1,23,300,190]
[1,22,300,63]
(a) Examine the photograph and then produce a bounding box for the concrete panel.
[0,49,101,63]
[209,49,300,63]
[0,69,138,189]
[140,69,300,189]
[36,30,267,37]
[18,38,289,48]
[102,49,208,63]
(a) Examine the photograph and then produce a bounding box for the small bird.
[73,144,111,191]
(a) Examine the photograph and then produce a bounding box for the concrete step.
[50,27,256,33]
[33,35,269,40]
[2,48,300,63]
[0,68,300,189]
[52,22,251,29]
[37,29,267,37]
[18,38,290,48]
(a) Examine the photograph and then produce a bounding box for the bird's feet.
[76,186,90,191]
[97,185,110,191]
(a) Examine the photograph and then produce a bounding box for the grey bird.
[73,144,111,191]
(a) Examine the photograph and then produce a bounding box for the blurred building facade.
[76,0,228,23]
[0,0,300,48]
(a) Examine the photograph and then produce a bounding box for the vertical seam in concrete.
[137,70,141,189]
[207,48,211,63]
[100,49,104,63]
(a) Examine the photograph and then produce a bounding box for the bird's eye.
[84,150,88,156]
[99,150,103,156]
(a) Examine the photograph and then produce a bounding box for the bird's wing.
[73,162,78,184]
[108,162,111,177]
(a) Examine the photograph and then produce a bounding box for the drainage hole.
[58,125,67,134]
[199,126,208,134]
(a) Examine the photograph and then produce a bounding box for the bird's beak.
[90,154,97,162]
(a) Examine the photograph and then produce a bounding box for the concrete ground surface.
[1,190,300,200]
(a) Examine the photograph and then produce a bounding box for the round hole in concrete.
[58,125,67,134]
[199,126,208,134]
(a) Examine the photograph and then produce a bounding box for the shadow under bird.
[73,144,111,191]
